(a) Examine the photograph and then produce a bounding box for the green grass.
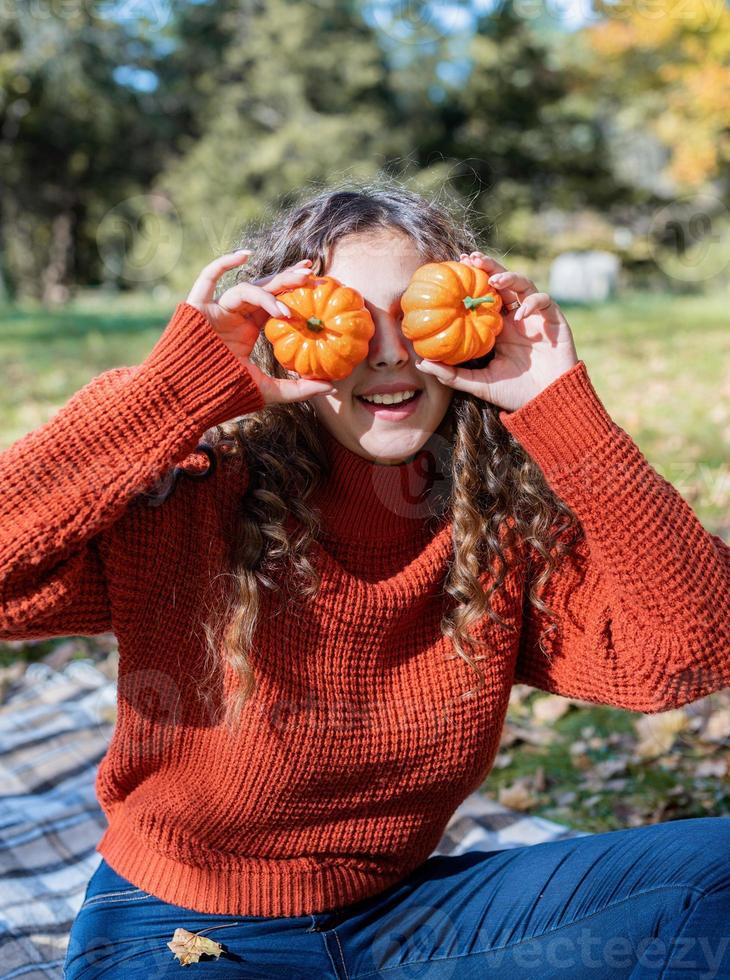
[0,289,174,448]
[491,689,730,832]
[0,637,58,669]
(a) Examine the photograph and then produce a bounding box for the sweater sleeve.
[0,301,264,641]
[501,360,730,714]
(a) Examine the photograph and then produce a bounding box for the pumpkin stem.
[306,317,324,332]
[463,294,496,310]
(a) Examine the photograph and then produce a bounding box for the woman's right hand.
[186,249,335,406]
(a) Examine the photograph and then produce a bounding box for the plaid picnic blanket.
[0,657,589,980]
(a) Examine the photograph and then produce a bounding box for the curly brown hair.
[144,173,584,734]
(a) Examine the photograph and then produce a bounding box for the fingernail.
[277,301,291,316]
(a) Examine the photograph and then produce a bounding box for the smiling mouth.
[354,391,425,418]
[355,391,422,406]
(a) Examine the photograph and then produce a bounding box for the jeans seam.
[332,928,351,980]
[84,888,144,901]
[350,882,708,978]
[321,930,348,980]
[80,892,149,910]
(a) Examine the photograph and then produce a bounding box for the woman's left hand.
[415,251,580,413]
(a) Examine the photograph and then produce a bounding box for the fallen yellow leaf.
[167,927,223,967]
[498,777,539,811]
[531,695,571,724]
[633,710,688,760]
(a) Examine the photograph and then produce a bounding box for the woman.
[1,180,728,977]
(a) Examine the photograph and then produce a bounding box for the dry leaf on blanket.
[167,928,223,966]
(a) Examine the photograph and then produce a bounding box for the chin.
[359,431,427,463]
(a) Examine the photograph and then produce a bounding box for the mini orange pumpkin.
[400,260,504,366]
[264,274,375,381]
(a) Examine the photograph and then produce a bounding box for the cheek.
[424,376,453,407]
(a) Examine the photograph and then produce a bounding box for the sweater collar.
[314,422,453,542]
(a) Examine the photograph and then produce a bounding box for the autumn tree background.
[2,0,728,301]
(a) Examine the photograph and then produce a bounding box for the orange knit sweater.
[1,302,728,917]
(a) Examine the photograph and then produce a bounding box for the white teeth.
[360,389,418,405]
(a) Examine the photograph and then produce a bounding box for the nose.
[366,310,411,370]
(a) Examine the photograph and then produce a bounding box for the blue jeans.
[63,815,730,978]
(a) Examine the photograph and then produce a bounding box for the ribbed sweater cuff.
[137,301,266,428]
[498,360,620,480]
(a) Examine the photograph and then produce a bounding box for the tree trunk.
[41,209,74,305]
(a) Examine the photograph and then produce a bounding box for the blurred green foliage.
[2,0,727,302]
